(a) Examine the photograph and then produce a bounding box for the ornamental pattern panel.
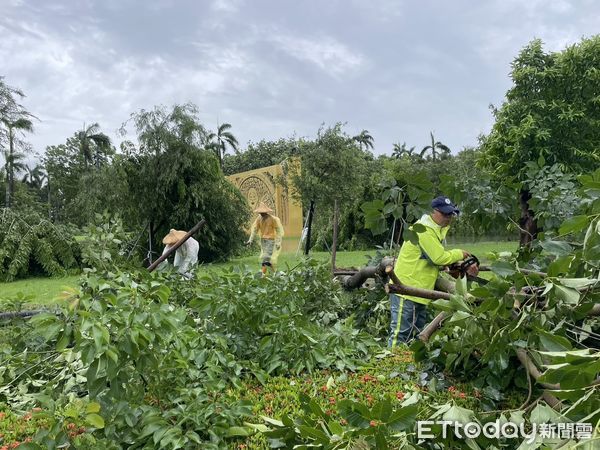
[227,164,301,238]
[238,175,276,215]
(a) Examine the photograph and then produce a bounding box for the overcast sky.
[1,0,599,161]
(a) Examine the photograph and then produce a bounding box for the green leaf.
[430,299,455,312]
[540,240,572,256]
[537,330,571,352]
[297,425,330,443]
[245,422,270,433]
[225,426,253,437]
[490,261,516,277]
[448,311,471,323]
[442,405,475,424]
[86,402,101,414]
[547,255,574,277]
[553,284,580,304]
[371,399,392,421]
[557,278,596,289]
[261,416,284,427]
[559,215,589,235]
[529,404,562,424]
[448,294,472,313]
[327,419,344,436]
[86,413,105,429]
[387,404,418,431]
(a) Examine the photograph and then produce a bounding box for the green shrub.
[0,208,80,281]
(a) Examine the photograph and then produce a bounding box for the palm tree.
[352,130,374,151]
[1,116,34,207]
[0,77,24,121]
[22,164,47,190]
[420,132,451,161]
[77,123,112,170]
[392,142,416,159]
[207,122,239,168]
[2,149,27,207]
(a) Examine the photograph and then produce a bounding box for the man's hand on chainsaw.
[466,263,479,277]
[446,253,480,279]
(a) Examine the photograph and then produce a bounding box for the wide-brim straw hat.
[254,202,274,214]
[162,229,187,245]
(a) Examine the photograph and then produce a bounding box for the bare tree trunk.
[331,199,339,275]
[519,189,538,247]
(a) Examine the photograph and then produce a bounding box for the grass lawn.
[207,241,518,271]
[0,275,80,306]
[0,241,517,306]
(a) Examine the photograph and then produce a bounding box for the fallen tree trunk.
[516,349,562,410]
[418,277,457,342]
[338,257,395,290]
[147,219,206,272]
[385,283,452,301]
[0,310,47,320]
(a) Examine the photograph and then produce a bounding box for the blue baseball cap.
[431,196,460,215]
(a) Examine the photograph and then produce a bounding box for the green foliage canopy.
[120,104,250,261]
[480,36,600,181]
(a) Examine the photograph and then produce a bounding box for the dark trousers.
[388,294,428,348]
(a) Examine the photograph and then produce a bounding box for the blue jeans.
[388,294,429,348]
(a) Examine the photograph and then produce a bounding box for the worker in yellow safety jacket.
[246,202,284,274]
[389,196,471,347]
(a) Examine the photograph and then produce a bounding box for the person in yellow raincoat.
[388,196,476,347]
[246,202,284,274]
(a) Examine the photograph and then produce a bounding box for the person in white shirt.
[160,229,199,278]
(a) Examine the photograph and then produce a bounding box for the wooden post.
[304,200,315,255]
[147,220,206,272]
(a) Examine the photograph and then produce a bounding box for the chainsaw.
[446,254,488,284]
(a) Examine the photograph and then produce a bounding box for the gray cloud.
[1,0,598,163]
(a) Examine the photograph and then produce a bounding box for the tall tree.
[22,164,47,190]
[291,124,370,269]
[77,122,112,170]
[392,142,416,159]
[479,37,600,246]
[0,77,24,121]
[207,122,239,169]
[120,105,248,261]
[2,116,34,207]
[352,129,374,151]
[222,137,300,175]
[419,131,450,161]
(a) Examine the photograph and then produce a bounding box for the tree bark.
[331,199,339,275]
[339,256,395,290]
[519,189,538,247]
